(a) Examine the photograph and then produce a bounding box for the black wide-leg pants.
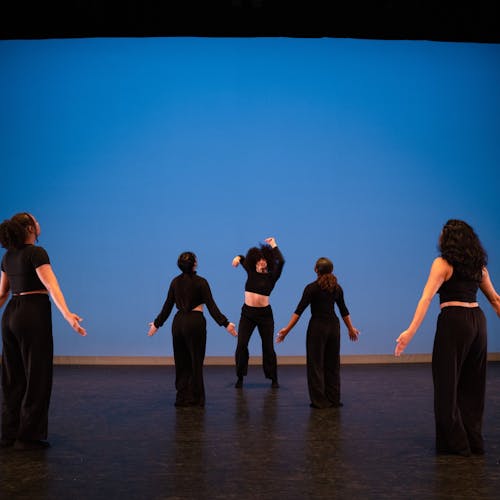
[235,304,277,381]
[172,311,207,407]
[1,295,53,442]
[306,315,341,408]
[432,306,487,455]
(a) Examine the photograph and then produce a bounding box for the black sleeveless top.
[438,270,479,303]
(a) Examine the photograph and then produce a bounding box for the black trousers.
[432,306,487,454]
[235,304,277,380]
[306,315,341,408]
[1,295,53,442]
[172,311,207,407]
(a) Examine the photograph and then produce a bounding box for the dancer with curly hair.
[396,219,500,456]
[0,213,86,450]
[232,237,285,388]
[276,257,359,408]
[148,251,237,407]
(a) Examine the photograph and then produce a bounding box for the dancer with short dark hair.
[277,257,359,408]
[0,212,86,450]
[395,219,500,456]
[232,237,285,389]
[148,251,237,407]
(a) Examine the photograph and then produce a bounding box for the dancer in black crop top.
[0,212,86,450]
[148,251,237,407]
[277,257,359,408]
[395,219,500,456]
[232,237,284,388]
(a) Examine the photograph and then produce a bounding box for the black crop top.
[153,272,229,328]
[239,247,285,296]
[438,270,479,304]
[294,281,350,318]
[1,244,50,294]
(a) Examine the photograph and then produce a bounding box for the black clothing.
[235,247,284,382]
[306,315,341,408]
[1,244,53,443]
[235,304,277,380]
[172,311,207,407]
[438,271,479,304]
[1,294,53,442]
[432,267,487,455]
[154,273,229,329]
[432,306,487,455]
[434,267,485,454]
[295,282,349,318]
[1,244,49,294]
[153,272,229,406]
[239,247,285,296]
[294,281,350,408]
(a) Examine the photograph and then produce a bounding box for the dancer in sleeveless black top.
[396,219,500,456]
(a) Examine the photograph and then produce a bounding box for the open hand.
[147,322,158,337]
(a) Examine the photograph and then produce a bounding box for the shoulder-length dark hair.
[177,251,197,273]
[439,219,487,282]
[245,244,276,272]
[315,257,338,293]
[0,212,37,250]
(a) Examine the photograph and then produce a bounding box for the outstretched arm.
[479,267,500,317]
[36,264,87,336]
[395,257,450,356]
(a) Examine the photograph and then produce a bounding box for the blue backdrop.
[1,37,499,357]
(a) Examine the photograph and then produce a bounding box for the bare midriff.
[440,301,478,309]
[244,291,270,307]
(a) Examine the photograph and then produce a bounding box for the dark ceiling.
[1,1,499,43]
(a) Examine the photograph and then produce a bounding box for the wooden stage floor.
[1,363,500,499]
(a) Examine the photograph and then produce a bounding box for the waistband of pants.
[242,303,272,312]
[12,290,49,297]
[175,309,204,315]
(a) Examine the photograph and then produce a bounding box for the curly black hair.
[439,219,487,282]
[315,257,338,292]
[0,212,37,250]
[244,244,276,272]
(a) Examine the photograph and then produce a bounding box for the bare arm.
[0,271,10,309]
[36,264,87,336]
[276,313,300,343]
[395,257,450,356]
[479,267,500,317]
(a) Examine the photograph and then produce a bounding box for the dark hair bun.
[177,251,197,272]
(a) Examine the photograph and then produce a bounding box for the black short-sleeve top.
[1,244,50,294]
[294,281,350,319]
[153,272,229,329]
[239,246,285,297]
